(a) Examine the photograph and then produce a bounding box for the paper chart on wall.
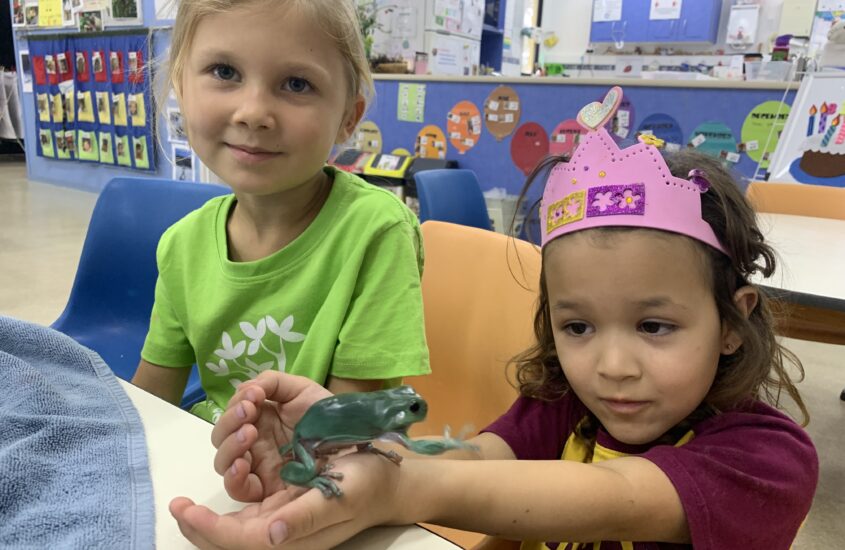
[447,100,481,154]
[352,121,383,154]
[593,0,622,22]
[415,125,447,159]
[397,83,426,123]
[650,0,682,20]
[510,122,549,176]
[484,85,521,141]
[741,101,790,170]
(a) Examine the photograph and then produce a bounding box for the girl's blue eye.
[211,64,237,81]
[285,77,312,93]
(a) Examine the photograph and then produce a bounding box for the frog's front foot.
[281,462,344,498]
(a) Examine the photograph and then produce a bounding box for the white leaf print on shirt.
[207,314,306,388]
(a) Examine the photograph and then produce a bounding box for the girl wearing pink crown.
[170,87,817,549]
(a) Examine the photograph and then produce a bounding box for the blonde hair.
[155,0,373,122]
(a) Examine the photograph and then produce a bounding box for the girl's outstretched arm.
[172,446,689,549]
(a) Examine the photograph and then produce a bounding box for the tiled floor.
[0,160,842,547]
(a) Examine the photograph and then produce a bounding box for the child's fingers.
[170,497,226,550]
[211,398,259,449]
[262,486,357,546]
[214,422,258,475]
[251,371,332,407]
[222,457,267,503]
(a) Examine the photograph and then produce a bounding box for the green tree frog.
[279,385,475,497]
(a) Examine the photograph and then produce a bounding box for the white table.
[756,212,845,311]
[120,381,459,549]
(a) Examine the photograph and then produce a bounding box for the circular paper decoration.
[352,121,382,154]
[741,101,791,169]
[447,100,482,154]
[603,95,635,142]
[510,122,549,176]
[415,125,448,159]
[484,85,521,141]
[688,121,738,161]
[636,113,683,149]
[549,119,588,157]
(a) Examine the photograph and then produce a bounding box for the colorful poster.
[688,121,738,162]
[484,85,520,141]
[446,100,482,154]
[636,113,683,149]
[549,119,587,158]
[352,121,382,154]
[510,122,549,176]
[415,125,447,159]
[741,101,790,169]
[397,83,426,123]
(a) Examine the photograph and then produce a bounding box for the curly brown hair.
[512,149,808,440]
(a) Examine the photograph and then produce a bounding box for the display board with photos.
[27,32,155,171]
[12,0,142,31]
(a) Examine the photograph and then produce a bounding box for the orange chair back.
[407,221,542,439]
[746,181,845,220]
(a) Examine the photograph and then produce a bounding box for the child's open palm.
[210,371,333,502]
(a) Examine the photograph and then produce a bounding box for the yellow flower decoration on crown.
[637,134,665,148]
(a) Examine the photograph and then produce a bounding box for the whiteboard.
[768,72,845,186]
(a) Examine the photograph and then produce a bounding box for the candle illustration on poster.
[447,100,482,154]
[510,122,549,176]
[819,102,829,133]
[822,115,840,147]
[484,85,521,141]
[836,106,845,144]
[807,105,817,137]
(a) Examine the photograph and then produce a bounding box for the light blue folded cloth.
[0,316,154,549]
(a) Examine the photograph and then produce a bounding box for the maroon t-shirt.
[483,394,818,549]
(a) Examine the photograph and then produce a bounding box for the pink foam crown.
[540,93,726,254]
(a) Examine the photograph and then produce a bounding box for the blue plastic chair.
[51,177,230,409]
[413,169,493,230]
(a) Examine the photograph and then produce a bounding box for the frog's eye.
[409,401,421,414]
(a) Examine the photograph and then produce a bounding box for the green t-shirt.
[141,168,430,422]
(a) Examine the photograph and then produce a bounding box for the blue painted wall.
[367,79,796,196]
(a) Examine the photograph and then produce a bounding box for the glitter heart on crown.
[576,86,622,130]
[541,88,726,254]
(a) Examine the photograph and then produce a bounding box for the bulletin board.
[366,79,797,197]
[768,72,845,187]
[26,31,155,171]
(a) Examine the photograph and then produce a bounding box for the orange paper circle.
[484,85,521,141]
[415,125,448,159]
[447,100,482,154]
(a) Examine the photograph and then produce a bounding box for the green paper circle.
[741,101,791,168]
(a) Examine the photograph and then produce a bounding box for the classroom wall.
[367,78,795,196]
[542,0,787,63]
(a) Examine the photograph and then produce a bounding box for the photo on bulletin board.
[78,10,104,32]
[18,50,32,92]
[133,136,150,169]
[99,132,115,164]
[769,73,845,187]
[105,0,142,26]
[116,134,131,166]
[56,133,71,159]
[78,131,100,162]
[61,85,75,123]
[64,130,76,158]
[36,93,50,122]
[77,90,95,122]
[12,0,24,26]
[96,91,111,125]
[112,93,128,126]
[51,93,64,122]
[168,107,188,143]
[172,145,194,181]
[129,93,146,126]
[62,0,74,26]
[39,129,54,157]
[25,2,38,26]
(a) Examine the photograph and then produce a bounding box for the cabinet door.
[677,0,721,42]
